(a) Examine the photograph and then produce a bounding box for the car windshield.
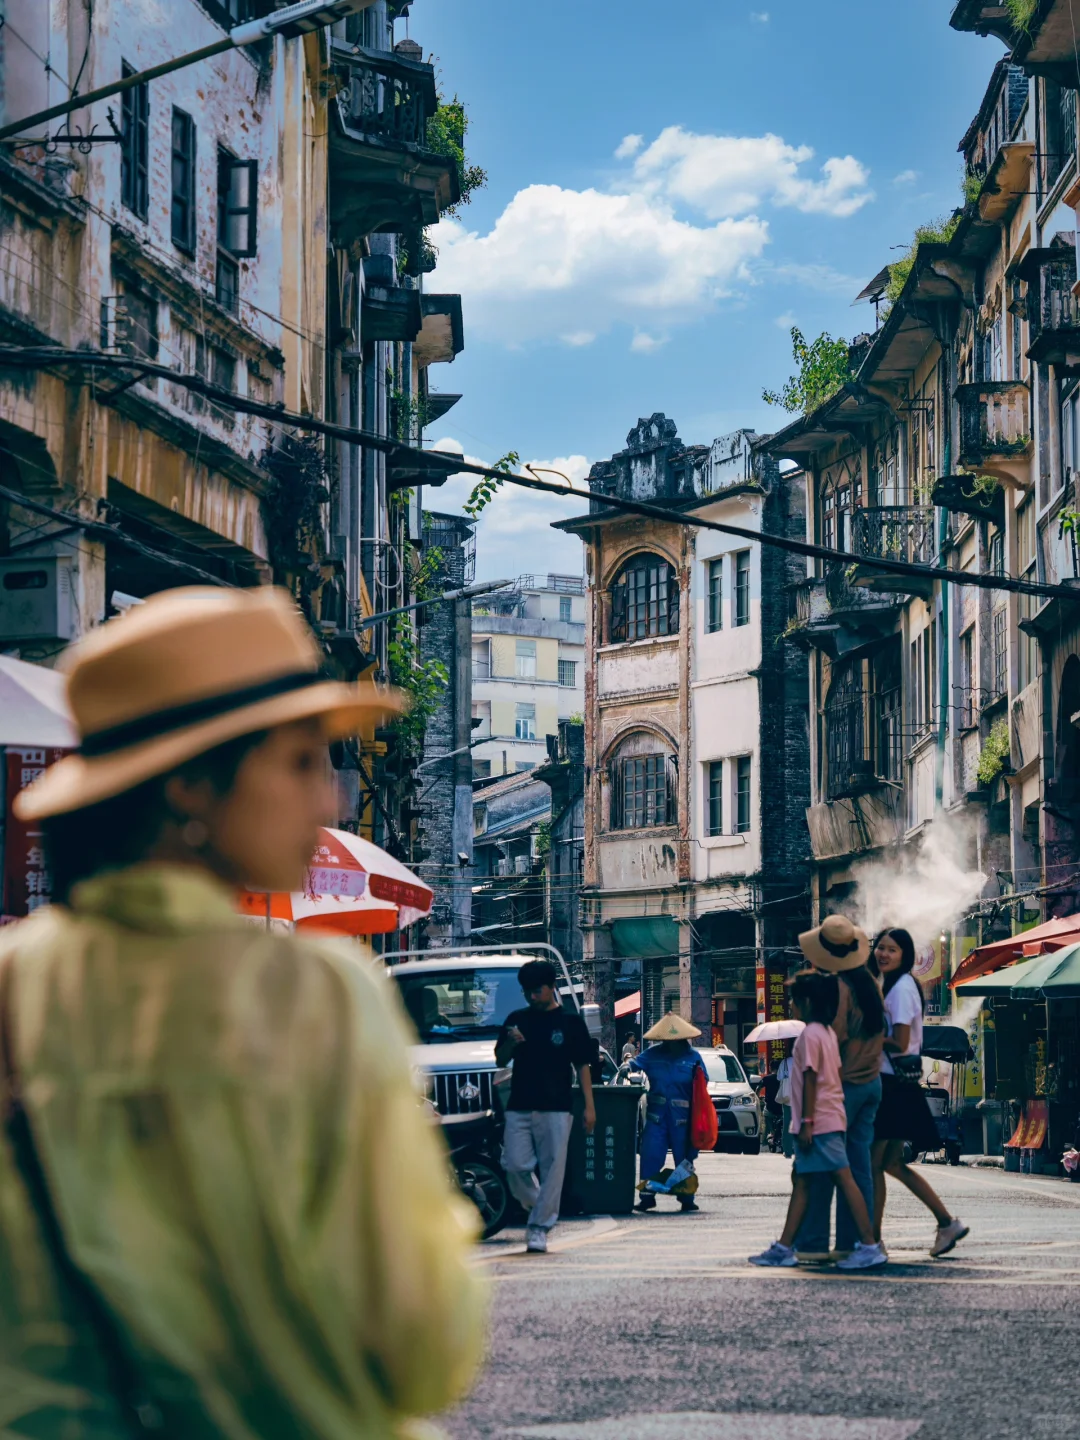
[393,969,520,1043]
[703,1052,747,1084]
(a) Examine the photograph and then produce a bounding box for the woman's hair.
[43,731,269,903]
[840,965,886,1037]
[786,968,839,1026]
[872,927,925,1013]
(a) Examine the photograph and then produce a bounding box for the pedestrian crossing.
[510,1414,924,1440]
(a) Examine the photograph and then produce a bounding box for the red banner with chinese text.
[3,747,69,920]
[756,961,788,1070]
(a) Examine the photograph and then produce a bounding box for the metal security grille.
[433,1070,495,1116]
[620,754,669,828]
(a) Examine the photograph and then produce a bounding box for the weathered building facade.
[558,417,811,1053]
[0,0,471,913]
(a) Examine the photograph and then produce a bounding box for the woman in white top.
[870,928,969,1259]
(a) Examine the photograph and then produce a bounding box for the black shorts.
[874,1073,941,1152]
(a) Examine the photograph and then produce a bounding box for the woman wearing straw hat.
[630,1013,708,1213]
[0,588,486,1440]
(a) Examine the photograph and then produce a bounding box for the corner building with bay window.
[555,416,811,1055]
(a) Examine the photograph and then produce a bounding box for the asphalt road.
[447,1152,1080,1440]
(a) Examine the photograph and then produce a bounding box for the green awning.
[954,942,1080,999]
[610,916,681,960]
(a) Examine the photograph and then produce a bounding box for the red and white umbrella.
[237,827,433,936]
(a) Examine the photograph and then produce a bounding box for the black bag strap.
[0,955,163,1437]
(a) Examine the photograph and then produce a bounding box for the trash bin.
[561,1084,642,1216]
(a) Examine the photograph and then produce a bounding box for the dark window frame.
[609,552,679,642]
[217,148,258,258]
[612,753,672,830]
[735,756,752,834]
[707,760,723,837]
[734,550,751,627]
[171,107,197,255]
[707,557,723,633]
[120,62,149,220]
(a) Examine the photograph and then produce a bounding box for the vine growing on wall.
[387,616,449,753]
[885,214,962,306]
[976,717,1011,787]
[258,436,335,579]
[762,327,853,415]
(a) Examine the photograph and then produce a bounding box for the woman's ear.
[162,772,218,825]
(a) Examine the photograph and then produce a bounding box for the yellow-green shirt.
[0,865,487,1439]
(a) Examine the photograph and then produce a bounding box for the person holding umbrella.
[0,588,487,1439]
[631,1013,709,1213]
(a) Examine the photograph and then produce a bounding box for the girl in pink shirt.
[750,971,887,1270]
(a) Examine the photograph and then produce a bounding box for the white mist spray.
[850,813,988,950]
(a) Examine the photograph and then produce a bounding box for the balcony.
[852,506,937,567]
[949,1,1021,44]
[956,381,1033,487]
[361,255,422,342]
[328,42,459,244]
[413,294,464,368]
[1023,248,1080,366]
[787,564,904,658]
[825,689,903,802]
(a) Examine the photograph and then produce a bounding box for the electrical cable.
[1,344,1077,606]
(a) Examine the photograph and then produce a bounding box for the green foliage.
[968,473,1003,497]
[426,98,487,213]
[1006,0,1038,33]
[762,327,853,415]
[387,615,449,754]
[885,214,962,305]
[388,385,430,442]
[1058,508,1080,539]
[258,435,334,578]
[415,545,445,602]
[463,451,521,518]
[976,718,1011,787]
[962,170,985,205]
[535,819,552,860]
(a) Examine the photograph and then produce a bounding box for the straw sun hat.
[14,586,401,821]
[643,1013,702,1042]
[798,914,870,973]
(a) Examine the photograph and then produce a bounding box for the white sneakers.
[748,1241,798,1267]
[930,1217,970,1257]
[836,1241,888,1271]
[525,1226,548,1254]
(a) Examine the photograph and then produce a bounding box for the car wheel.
[456,1160,510,1239]
[741,1139,761,1156]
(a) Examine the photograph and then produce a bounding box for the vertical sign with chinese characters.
[3,747,68,919]
[756,962,787,1069]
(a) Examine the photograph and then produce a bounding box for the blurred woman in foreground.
[0,587,486,1440]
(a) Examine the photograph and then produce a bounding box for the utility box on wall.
[0,557,76,643]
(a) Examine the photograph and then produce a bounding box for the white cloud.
[893,168,919,184]
[428,441,590,581]
[766,261,864,295]
[750,10,770,21]
[432,184,768,346]
[630,331,667,353]
[630,126,873,220]
[774,310,797,329]
[430,125,872,348]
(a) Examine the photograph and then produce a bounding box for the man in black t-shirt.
[495,960,596,1253]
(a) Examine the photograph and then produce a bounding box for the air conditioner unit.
[0,556,76,642]
[514,855,530,875]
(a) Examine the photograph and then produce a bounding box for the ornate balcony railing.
[825,688,903,801]
[956,381,1032,470]
[1026,249,1080,364]
[852,506,937,566]
[339,46,436,148]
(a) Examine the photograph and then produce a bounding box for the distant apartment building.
[471,575,586,777]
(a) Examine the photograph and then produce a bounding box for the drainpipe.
[936,374,951,1014]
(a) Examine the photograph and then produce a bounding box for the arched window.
[608,732,676,830]
[609,552,679,642]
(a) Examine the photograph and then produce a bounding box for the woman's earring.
[181,819,209,850]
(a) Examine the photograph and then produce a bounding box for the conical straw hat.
[643,1012,701,1042]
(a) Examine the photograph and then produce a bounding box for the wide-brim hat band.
[14,587,402,821]
[799,916,871,973]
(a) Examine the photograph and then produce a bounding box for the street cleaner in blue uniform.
[631,1013,708,1213]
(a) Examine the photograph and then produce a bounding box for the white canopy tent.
[0,655,75,748]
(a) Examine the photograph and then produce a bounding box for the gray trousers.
[501,1110,574,1231]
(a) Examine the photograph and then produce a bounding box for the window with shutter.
[609,553,678,642]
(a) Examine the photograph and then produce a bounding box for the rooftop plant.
[762,327,853,415]
[885,214,962,306]
[976,717,1011,787]
[426,98,487,214]
[1006,0,1038,34]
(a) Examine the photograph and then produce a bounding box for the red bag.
[689,1063,719,1150]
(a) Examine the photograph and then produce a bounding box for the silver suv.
[699,1047,761,1155]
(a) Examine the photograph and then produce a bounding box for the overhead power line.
[0,345,1076,605]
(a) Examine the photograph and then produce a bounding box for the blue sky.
[412,0,1005,580]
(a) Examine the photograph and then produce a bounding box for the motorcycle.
[442,1110,511,1239]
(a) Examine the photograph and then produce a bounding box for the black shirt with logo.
[498,1005,594,1112]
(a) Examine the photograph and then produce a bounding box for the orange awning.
[950,913,1080,989]
[1004,1099,1049,1150]
[615,991,641,1019]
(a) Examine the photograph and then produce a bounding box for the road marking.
[509,1410,923,1439]
[476,1215,621,1264]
